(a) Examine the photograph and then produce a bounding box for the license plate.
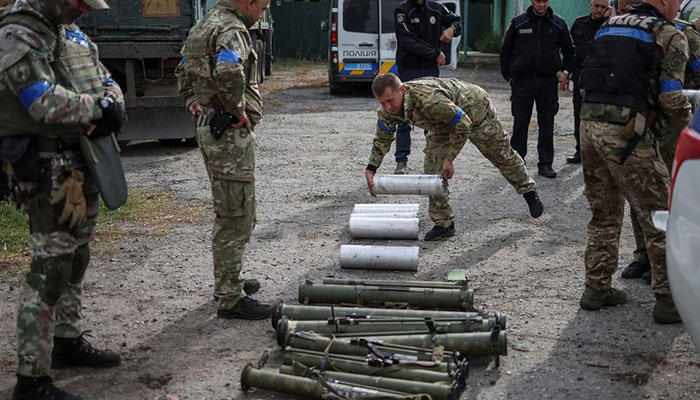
[345,63,373,71]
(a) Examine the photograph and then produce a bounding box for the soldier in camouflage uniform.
[364,73,544,241]
[578,0,691,324]
[622,14,700,282]
[0,0,125,399]
[176,0,272,319]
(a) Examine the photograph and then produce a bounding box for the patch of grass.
[475,31,502,54]
[273,58,326,70]
[0,190,208,271]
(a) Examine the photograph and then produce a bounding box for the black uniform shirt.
[499,6,575,81]
[570,14,607,75]
[395,0,461,70]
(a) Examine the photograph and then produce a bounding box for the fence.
[272,0,331,60]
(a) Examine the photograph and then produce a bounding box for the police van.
[322,0,461,94]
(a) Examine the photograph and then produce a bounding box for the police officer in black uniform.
[500,0,574,179]
[392,0,461,174]
[567,0,610,164]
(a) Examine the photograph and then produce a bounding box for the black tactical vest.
[580,6,664,112]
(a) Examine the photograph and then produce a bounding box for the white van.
[322,0,462,94]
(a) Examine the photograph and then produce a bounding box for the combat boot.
[523,191,544,218]
[579,285,627,311]
[214,279,261,301]
[217,297,273,320]
[621,261,651,279]
[424,223,455,241]
[12,375,81,400]
[394,161,408,174]
[52,333,121,369]
[653,294,682,324]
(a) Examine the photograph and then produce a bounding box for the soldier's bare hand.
[232,111,252,133]
[440,159,454,180]
[365,169,376,197]
[440,27,454,43]
[188,101,199,120]
[437,52,446,66]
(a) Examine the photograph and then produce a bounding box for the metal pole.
[353,203,421,214]
[348,217,420,239]
[339,245,420,271]
[373,174,448,196]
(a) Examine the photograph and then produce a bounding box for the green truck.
[78,0,273,143]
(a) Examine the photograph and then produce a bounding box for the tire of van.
[329,70,344,95]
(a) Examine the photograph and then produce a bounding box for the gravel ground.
[1,63,699,400]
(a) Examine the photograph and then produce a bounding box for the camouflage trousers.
[424,106,535,227]
[581,120,670,295]
[197,123,256,311]
[17,155,98,377]
[630,132,676,265]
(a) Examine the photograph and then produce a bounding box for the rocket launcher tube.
[298,282,474,311]
[359,330,508,358]
[271,303,505,329]
[282,350,455,384]
[283,331,457,362]
[241,364,425,399]
[279,365,464,400]
[322,278,467,290]
[278,315,494,339]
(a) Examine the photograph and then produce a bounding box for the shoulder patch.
[396,13,405,23]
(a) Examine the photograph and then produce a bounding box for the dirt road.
[1,63,699,399]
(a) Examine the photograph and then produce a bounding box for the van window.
[681,0,700,21]
[381,0,402,33]
[343,0,378,33]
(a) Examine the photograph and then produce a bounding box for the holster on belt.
[620,110,657,164]
[207,98,239,140]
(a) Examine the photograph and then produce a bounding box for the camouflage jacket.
[675,19,700,90]
[367,77,491,170]
[581,8,691,144]
[176,2,262,126]
[0,0,123,138]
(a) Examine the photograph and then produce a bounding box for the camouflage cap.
[84,0,109,10]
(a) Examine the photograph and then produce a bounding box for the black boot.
[52,333,121,369]
[214,279,261,301]
[424,223,455,241]
[217,297,273,320]
[621,261,651,279]
[523,191,544,218]
[13,375,81,400]
[566,151,581,164]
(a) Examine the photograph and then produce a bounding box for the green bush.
[475,32,502,54]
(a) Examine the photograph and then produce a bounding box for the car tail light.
[670,110,700,209]
[331,13,338,44]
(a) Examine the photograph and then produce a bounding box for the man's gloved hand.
[90,97,124,138]
[50,169,87,228]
